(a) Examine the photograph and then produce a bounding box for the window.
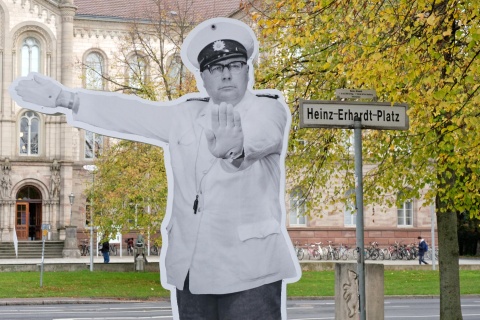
[289,189,306,226]
[397,199,413,226]
[168,54,184,85]
[344,189,357,226]
[128,54,147,89]
[84,52,104,158]
[19,111,40,156]
[21,37,40,76]
[85,52,104,90]
[85,131,103,159]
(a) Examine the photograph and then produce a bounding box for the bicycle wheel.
[313,249,320,260]
[378,249,385,260]
[297,248,304,260]
[370,249,379,260]
[381,248,390,260]
[391,250,398,260]
[364,248,370,260]
[333,249,339,260]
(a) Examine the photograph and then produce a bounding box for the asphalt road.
[0,297,479,319]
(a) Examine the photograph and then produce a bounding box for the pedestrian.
[11,17,300,319]
[418,236,428,265]
[101,238,110,264]
[135,233,147,263]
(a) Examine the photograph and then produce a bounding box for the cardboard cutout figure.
[10,18,301,319]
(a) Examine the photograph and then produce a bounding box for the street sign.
[335,89,377,100]
[299,100,409,130]
[41,224,51,230]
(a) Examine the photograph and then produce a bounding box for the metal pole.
[431,203,436,270]
[354,117,366,320]
[90,171,95,271]
[83,165,97,272]
[40,234,45,287]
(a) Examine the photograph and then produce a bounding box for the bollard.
[335,263,384,320]
[136,255,144,271]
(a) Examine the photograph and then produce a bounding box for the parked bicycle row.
[293,240,439,261]
[78,238,160,257]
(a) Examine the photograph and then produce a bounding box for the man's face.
[201,57,249,106]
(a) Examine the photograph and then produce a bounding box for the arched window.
[289,188,306,226]
[85,52,104,90]
[168,53,184,86]
[19,111,40,156]
[128,54,147,89]
[84,52,105,158]
[21,37,40,76]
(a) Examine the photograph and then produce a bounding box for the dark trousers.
[176,273,282,320]
[419,253,427,264]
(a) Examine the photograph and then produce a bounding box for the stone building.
[0,0,437,251]
[0,0,244,244]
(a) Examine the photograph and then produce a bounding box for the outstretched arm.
[12,74,78,111]
[10,73,177,145]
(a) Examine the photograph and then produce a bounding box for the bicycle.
[314,242,328,260]
[109,243,117,256]
[150,243,159,255]
[294,241,304,260]
[79,239,90,256]
[325,241,339,260]
[337,243,351,260]
[304,243,320,260]
[125,238,134,256]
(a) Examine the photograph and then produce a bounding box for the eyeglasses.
[207,61,246,75]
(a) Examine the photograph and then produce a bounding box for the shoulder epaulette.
[186,97,210,102]
[256,94,279,99]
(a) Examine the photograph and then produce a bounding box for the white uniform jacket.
[71,90,299,294]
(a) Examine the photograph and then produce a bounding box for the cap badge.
[213,40,226,51]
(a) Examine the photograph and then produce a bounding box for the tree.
[247,1,480,319]
[86,141,168,244]
[82,0,199,244]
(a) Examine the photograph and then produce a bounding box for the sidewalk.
[1,255,479,267]
[0,254,160,265]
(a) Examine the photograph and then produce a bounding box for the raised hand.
[14,74,63,108]
[205,102,244,159]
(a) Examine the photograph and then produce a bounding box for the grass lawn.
[0,270,479,299]
[287,270,480,297]
[0,270,170,299]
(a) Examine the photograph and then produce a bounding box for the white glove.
[14,74,75,109]
[205,102,244,159]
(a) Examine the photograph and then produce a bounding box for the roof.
[74,0,243,21]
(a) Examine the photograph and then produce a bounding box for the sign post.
[40,223,50,288]
[300,96,408,320]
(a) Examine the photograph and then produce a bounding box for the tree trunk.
[436,195,463,320]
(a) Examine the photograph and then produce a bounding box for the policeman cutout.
[10,18,301,320]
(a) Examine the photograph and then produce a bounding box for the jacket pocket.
[236,218,282,281]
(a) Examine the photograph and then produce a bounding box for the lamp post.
[69,192,75,226]
[83,165,97,272]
